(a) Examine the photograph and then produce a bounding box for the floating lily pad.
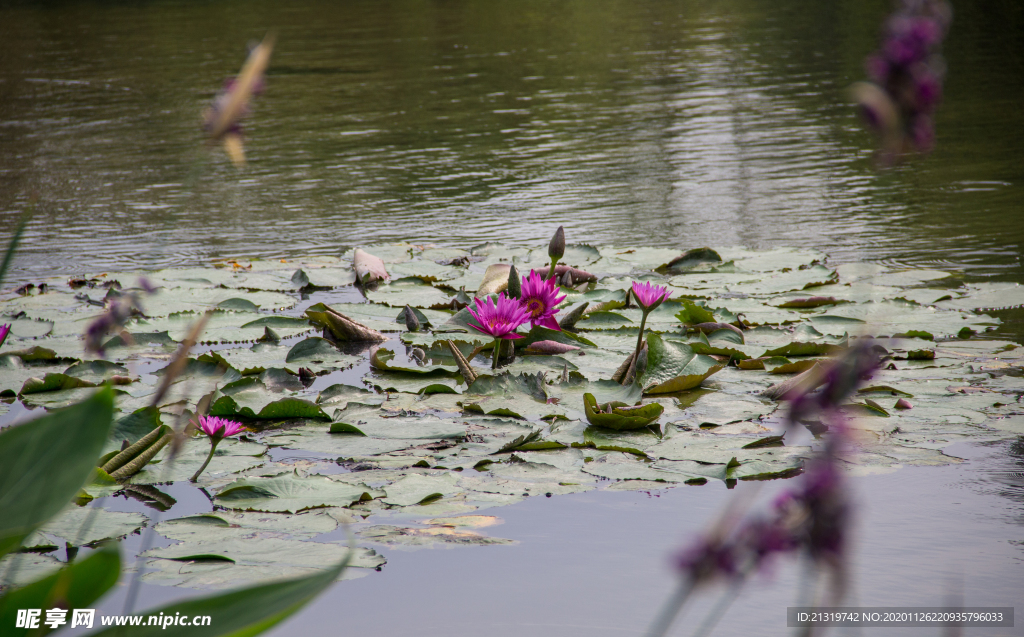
[584,392,664,430]
[215,473,378,513]
[638,333,724,394]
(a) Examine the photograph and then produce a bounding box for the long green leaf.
[90,553,350,636]
[0,544,121,636]
[0,213,28,287]
[0,387,115,558]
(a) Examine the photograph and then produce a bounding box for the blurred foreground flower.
[647,343,881,637]
[203,33,275,167]
[0,323,9,349]
[190,415,247,482]
[84,279,156,357]
[853,0,952,163]
[520,270,566,331]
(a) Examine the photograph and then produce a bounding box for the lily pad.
[638,333,724,394]
[215,473,378,513]
[584,393,664,430]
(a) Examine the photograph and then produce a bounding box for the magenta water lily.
[0,323,10,349]
[467,292,532,369]
[190,415,247,482]
[631,281,673,312]
[195,415,247,439]
[467,293,531,341]
[629,281,673,374]
[520,270,566,331]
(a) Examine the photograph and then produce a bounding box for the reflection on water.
[0,0,1021,283]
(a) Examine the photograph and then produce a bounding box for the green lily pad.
[215,473,379,513]
[584,392,664,430]
[25,507,147,549]
[638,333,724,394]
[285,337,362,373]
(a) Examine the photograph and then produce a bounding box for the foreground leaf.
[91,550,351,636]
[0,387,115,558]
[0,544,120,636]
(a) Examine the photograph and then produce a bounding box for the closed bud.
[548,226,565,260]
[507,265,522,299]
[404,305,421,332]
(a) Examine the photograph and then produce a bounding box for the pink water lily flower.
[520,270,567,331]
[631,281,673,312]
[467,293,532,340]
[0,324,10,349]
[194,415,246,438]
[190,415,246,483]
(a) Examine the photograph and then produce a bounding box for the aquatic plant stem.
[690,579,745,637]
[645,578,695,637]
[491,337,501,369]
[547,257,559,281]
[634,310,650,362]
[190,437,222,483]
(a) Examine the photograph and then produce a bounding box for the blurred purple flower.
[675,537,737,585]
[854,0,952,162]
[84,279,153,357]
[0,323,10,349]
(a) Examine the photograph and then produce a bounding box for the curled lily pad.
[674,299,716,325]
[304,304,388,342]
[657,247,723,273]
[476,264,512,297]
[371,347,457,374]
[20,373,96,395]
[353,248,390,284]
[583,393,663,430]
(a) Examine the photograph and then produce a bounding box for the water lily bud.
[507,265,522,299]
[561,271,573,287]
[403,305,421,332]
[548,226,565,260]
[411,347,426,362]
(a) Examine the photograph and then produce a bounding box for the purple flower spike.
[675,537,737,585]
[194,415,246,439]
[0,324,10,349]
[521,270,567,331]
[631,281,673,313]
[467,293,532,340]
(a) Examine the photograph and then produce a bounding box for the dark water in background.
[2,1,1024,634]
[0,0,1022,280]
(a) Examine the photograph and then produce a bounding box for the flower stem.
[547,257,559,281]
[491,338,501,369]
[634,310,650,361]
[190,438,221,482]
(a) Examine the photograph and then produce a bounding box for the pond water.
[2,0,1023,634]
[1,0,1022,282]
